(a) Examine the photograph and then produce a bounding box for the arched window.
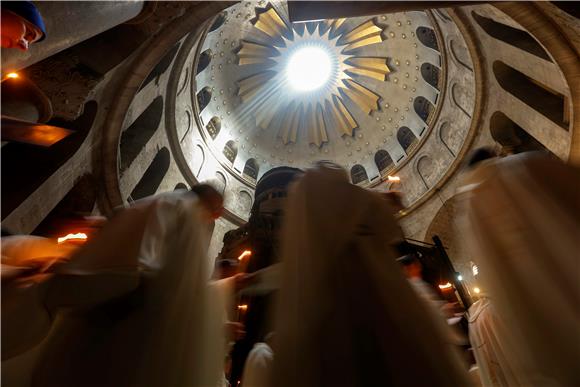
[350,164,369,184]
[138,43,180,91]
[196,86,212,112]
[414,96,434,124]
[243,158,259,181]
[490,111,554,155]
[493,61,567,129]
[197,48,212,75]
[397,126,418,153]
[374,150,394,173]
[416,27,439,51]
[209,12,227,32]
[223,140,238,163]
[421,63,440,90]
[206,116,221,139]
[174,183,188,190]
[120,96,163,172]
[130,147,170,201]
[471,12,551,61]
[214,172,227,195]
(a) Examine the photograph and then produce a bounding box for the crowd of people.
[1,150,579,387]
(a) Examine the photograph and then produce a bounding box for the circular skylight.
[285,45,332,91]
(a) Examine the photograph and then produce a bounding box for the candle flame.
[238,304,248,310]
[438,282,453,290]
[57,232,88,243]
[6,72,19,79]
[473,287,481,294]
[238,250,252,261]
[387,175,401,182]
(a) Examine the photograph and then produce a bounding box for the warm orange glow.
[57,232,88,244]
[438,282,453,290]
[6,72,19,79]
[238,250,252,261]
[237,304,248,311]
[387,175,401,182]
[473,287,481,294]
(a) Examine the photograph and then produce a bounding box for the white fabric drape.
[461,153,580,387]
[272,166,469,387]
[32,191,225,387]
[241,343,273,387]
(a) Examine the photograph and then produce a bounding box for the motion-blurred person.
[31,185,237,387]
[459,151,580,386]
[1,1,45,51]
[272,164,469,387]
[241,332,275,387]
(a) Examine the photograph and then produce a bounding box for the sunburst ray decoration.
[236,5,390,147]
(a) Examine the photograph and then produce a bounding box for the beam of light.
[238,250,252,261]
[387,175,401,182]
[472,264,479,276]
[6,72,19,79]
[286,46,331,91]
[473,287,481,294]
[438,282,453,290]
[57,232,88,243]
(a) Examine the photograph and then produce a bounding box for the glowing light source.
[57,232,88,243]
[6,72,19,79]
[473,287,481,294]
[472,264,479,276]
[387,175,401,182]
[237,304,248,311]
[438,282,453,290]
[286,46,331,91]
[457,274,463,281]
[238,250,252,261]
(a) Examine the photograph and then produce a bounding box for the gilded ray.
[238,41,279,66]
[345,57,390,81]
[279,103,302,144]
[254,7,288,39]
[323,18,346,36]
[333,95,358,136]
[340,79,380,114]
[237,71,275,102]
[256,96,283,130]
[306,103,328,147]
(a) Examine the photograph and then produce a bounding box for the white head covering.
[272,166,469,387]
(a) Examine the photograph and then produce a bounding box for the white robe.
[272,166,469,387]
[241,342,273,387]
[32,191,225,387]
[460,153,580,387]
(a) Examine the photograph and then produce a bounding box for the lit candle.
[57,232,88,244]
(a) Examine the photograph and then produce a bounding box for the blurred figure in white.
[241,332,274,387]
[460,151,580,387]
[31,185,235,387]
[272,165,469,387]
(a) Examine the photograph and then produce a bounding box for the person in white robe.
[271,165,470,387]
[459,151,580,387]
[240,333,274,387]
[31,185,233,387]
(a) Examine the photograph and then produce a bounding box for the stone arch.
[214,172,227,195]
[130,147,171,201]
[238,190,253,215]
[414,96,434,124]
[197,48,212,75]
[243,158,259,181]
[196,86,212,112]
[223,140,238,164]
[174,182,188,190]
[397,126,418,153]
[350,164,369,184]
[416,155,436,189]
[471,11,551,61]
[2,101,97,219]
[32,174,98,238]
[120,96,163,172]
[421,63,440,90]
[374,150,394,174]
[138,42,180,91]
[493,60,568,129]
[206,116,221,139]
[438,121,457,156]
[192,144,205,176]
[416,26,439,51]
[490,111,554,155]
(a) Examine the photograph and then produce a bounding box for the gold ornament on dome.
[236,5,390,147]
